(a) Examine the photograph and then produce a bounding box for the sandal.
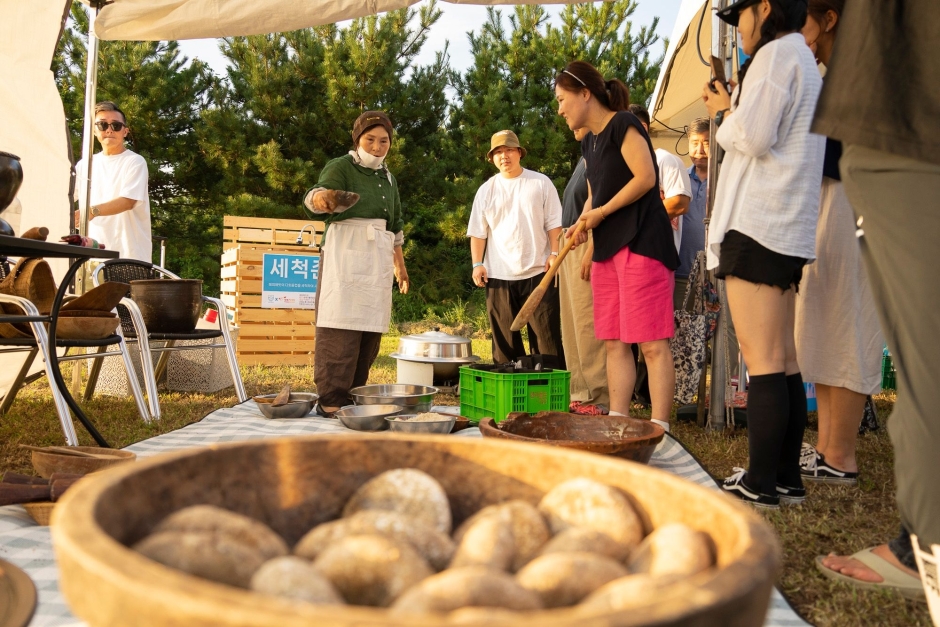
[816,547,925,601]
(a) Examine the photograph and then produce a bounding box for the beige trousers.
[558,233,608,406]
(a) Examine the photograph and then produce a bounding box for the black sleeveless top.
[583,111,679,269]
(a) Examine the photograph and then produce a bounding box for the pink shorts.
[591,246,675,344]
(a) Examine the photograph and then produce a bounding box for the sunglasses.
[94,121,127,132]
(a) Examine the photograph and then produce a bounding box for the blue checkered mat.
[0,401,809,626]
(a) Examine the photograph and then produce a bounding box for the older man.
[74,101,152,261]
[467,130,564,365]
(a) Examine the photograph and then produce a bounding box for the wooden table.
[0,235,118,446]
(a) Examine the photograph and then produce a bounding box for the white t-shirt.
[656,148,692,254]
[75,150,152,262]
[467,169,563,281]
[708,33,824,269]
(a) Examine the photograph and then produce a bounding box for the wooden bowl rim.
[52,434,780,627]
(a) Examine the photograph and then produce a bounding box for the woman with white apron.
[303,111,409,416]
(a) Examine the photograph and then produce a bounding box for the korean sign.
[261,253,319,309]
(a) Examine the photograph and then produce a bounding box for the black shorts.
[715,230,807,291]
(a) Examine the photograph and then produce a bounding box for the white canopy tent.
[647,0,712,163]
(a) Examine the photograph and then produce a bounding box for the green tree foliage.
[52,1,663,318]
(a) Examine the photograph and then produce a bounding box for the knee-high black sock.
[777,372,808,488]
[746,372,790,495]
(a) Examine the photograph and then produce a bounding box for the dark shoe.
[722,468,780,509]
[314,403,336,418]
[776,483,806,505]
[800,447,858,485]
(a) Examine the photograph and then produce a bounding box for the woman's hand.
[394,263,410,294]
[580,208,606,231]
[472,264,488,288]
[702,80,732,118]
[580,247,593,281]
[311,189,360,214]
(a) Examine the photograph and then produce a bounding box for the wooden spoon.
[271,384,292,407]
[18,444,122,459]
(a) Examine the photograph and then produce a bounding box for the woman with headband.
[554,61,678,434]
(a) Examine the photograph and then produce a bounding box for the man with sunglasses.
[73,101,152,261]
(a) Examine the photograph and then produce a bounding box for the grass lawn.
[0,335,930,626]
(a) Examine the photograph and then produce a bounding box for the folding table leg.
[83,345,108,402]
[0,348,38,415]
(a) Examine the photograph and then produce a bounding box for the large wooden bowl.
[52,435,780,627]
[31,447,136,479]
[480,412,665,464]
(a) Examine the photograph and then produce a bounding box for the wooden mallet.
[510,220,587,332]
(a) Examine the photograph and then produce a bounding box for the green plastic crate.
[459,365,570,423]
[881,354,897,390]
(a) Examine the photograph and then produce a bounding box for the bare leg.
[815,383,831,453]
[724,277,790,375]
[640,339,675,423]
[606,340,636,416]
[814,383,864,473]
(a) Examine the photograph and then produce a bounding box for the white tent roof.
[83,0,601,41]
[647,0,711,163]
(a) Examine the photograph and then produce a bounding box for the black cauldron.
[129,279,203,333]
[0,151,23,236]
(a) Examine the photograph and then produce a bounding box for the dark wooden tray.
[479,411,665,464]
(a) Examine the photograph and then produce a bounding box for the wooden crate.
[221,216,325,366]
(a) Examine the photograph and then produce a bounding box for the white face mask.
[355,147,386,169]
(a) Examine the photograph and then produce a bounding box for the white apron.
[317,218,395,333]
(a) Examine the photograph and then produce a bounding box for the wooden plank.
[220,265,240,279]
[238,323,316,338]
[221,243,320,258]
[218,278,262,294]
[224,241,320,253]
[238,309,317,323]
[223,228,324,247]
[224,216,324,232]
[238,338,317,352]
[220,294,237,309]
[237,353,315,366]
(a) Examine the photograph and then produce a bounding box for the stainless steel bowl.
[334,404,402,431]
[390,330,480,381]
[254,393,317,419]
[349,384,438,413]
[386,413,456,434]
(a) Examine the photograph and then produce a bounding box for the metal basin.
[390,330,479,381]
[349,384,438,414]
[254,392,317,419]
[385,413,456,434]
[334,405,402,431]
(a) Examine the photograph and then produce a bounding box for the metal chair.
[91,259,247,420]
[0,261,151,445]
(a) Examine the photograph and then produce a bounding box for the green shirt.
[306,154,404,246]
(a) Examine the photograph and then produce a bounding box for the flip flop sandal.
[816,547,926,601]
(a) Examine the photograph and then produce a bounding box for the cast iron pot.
[129,279,202,333]
[0,150,24,236]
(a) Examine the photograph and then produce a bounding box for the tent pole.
[705,0,736,431]
[77,2,100,297]
[72,3,99,396]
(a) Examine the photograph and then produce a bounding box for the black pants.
[314,326,382,408]
[486,274,564,366]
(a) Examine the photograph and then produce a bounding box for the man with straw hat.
[467,130,564,365]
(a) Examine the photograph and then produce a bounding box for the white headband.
[563,69,587,87]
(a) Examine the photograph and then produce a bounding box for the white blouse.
[707,33,825,269]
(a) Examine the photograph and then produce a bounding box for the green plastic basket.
[459,365,570,423]
[881,354,897,390]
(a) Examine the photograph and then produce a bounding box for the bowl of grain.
[385,412,456,434]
